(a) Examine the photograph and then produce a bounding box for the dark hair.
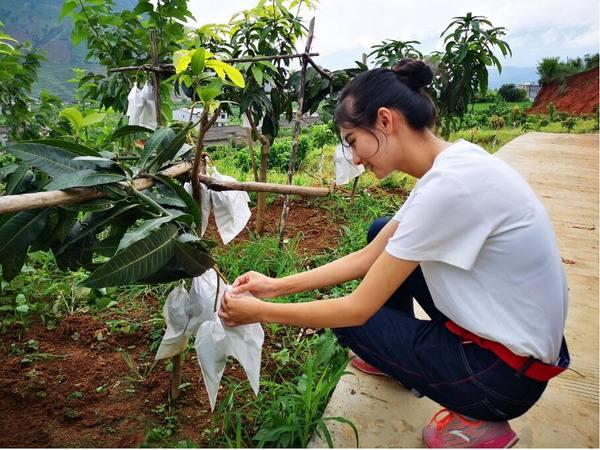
[335,59,437,133]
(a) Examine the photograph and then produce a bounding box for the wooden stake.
[278,18,316,248]
[149,30,162,127]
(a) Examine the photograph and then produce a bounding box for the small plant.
[489,115,505,130]
[562,116,577,133]
[547,102,557,121]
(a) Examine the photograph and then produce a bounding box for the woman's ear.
[376,107,394,134]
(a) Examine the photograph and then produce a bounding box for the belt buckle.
[515,356,536,377]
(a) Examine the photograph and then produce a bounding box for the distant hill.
[0,0,136,101]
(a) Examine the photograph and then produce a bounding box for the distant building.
[517,83,541,101]
[172,107,229,127]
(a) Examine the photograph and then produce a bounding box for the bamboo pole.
[278,18,316,248]
[108,52,321,73]
[0,161,330,215]
[149,30,162,127]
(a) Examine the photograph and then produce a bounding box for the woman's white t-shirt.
[385,140,567,363]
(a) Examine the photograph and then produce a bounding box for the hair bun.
[391,59,433,91]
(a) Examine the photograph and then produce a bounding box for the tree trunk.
[255,141,269,234]
[245,125,259,182]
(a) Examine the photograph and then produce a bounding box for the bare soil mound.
[528,67,599,115]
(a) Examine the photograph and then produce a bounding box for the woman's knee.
[367,217,392,243]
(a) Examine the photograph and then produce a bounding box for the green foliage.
[488,115,505,130]
[61,0,193,115]
[368,39,423,67]
[307,123,337,149]
[0,123,219,286]
[547,102,557,121]
[562,116,576,133]
[537,54,598,84]
[429,13,512,138]
[0,22,50,140]
[269,135,313,171]
[498,84,527,102]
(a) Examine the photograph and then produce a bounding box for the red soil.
[528,67,599,115]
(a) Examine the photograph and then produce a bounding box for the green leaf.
[251,65,264,86]
[80,224,179,288]
[44,170,125,191]
[117,211,186,253]
[62,199,115,213]
[59,107,84,131]
[1,250,28,281]
[56,204,139,254]
[28,139,102,157]
[155,174,202,228]
[147,128,188,170]
[0,209,50,260]
[174,240,214,277]
[5,163,29,194]
[191,48,206,75]
[60,1,77,19]
[108,125,154,142]
[139,127,176,170]
[0,163,19,180]
[323,417,359,447]
[316,420,334,448]
[3,143,96,178]
[173,50,193,74]
[81,112,107,128]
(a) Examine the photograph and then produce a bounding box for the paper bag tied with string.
[184,166,251,244]
[155,270,264,412]
[334,144,365,185]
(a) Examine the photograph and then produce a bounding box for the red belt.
[445,320,566,382]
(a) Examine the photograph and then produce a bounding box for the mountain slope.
[0,0,136,100]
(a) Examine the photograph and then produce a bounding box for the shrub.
[307,123,337,149]
[268,135,313,172]
[562,116,576,133]
[498,84,527,102]
[488,115,505,129]
[547,103,557,121]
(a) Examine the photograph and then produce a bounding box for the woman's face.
[340,124,396,179]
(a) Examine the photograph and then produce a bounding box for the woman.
[219,60,570,448]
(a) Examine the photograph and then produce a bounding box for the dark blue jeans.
[333,217,558,422]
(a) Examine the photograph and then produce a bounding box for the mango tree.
[429,13,512,137]
[226,0,310,233]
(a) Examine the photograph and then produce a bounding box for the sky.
[184,0,599,74]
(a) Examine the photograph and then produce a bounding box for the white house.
[172,107,229,126]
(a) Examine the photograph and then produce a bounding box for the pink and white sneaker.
[351,357,390,377]
[423,408,519,448]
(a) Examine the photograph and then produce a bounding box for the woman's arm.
[220,251,419,329]
[274,218,401,295]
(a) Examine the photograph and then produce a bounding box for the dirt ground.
[528,67,599,115]
[0,198,344,448]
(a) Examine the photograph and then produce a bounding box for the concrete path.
[310,132,599,448]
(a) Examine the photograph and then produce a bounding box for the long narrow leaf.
[44,170,125,191]
[138,127,175,170]
[3,143,97,178]
[27,139,101,157]
[323,417,359,447]
[56,204,139,254]
[117,211,186,252]
[109,124,154,142]
[0,209,50,259]
[147,128,188,170]
[80,223,179,288]
[154,174,202,228]
[173,240,214,277]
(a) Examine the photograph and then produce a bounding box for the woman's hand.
[230,271,282,299]
[219,291,265,327]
